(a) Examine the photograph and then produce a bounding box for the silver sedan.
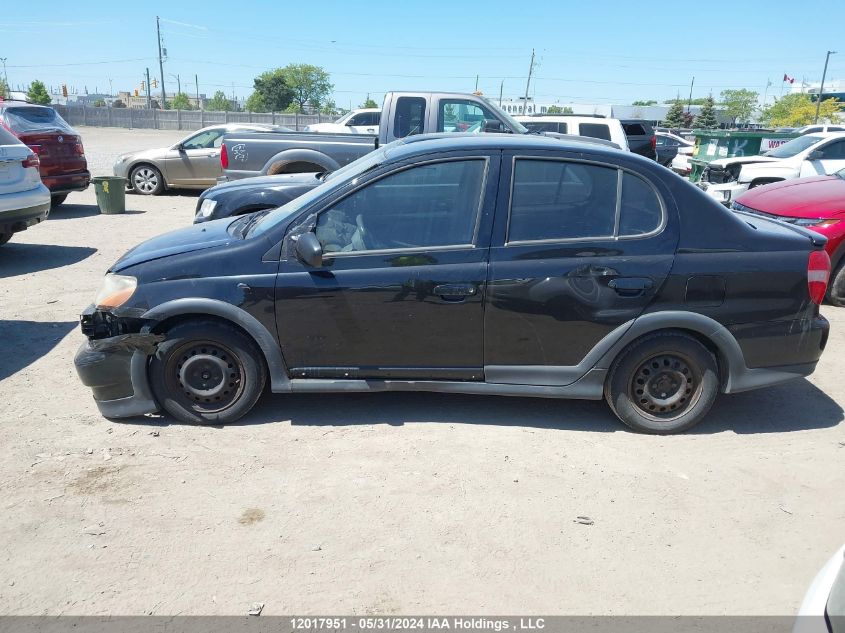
[113,124,293,195]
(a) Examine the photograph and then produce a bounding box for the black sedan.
[75,133,830,434]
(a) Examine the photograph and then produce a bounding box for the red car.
[732,169,845,305]
[0,100,90,207]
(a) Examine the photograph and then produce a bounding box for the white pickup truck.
[304,108,380,135]
[698,131,845,205]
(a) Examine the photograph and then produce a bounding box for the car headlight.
[197,198,218,218]
[794,218,840,228]
[94,273,137,309]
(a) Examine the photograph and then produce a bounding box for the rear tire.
[827,260,845,307]
[605,331,719,434]
[0,233,11,247]
[50,194,68,208]
[130,164,164,195]
[149,320,266,425]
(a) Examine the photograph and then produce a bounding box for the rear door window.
[508,159,618,242]
[579,123,611,141]
[820,140,845,159]
[394,97,426,137]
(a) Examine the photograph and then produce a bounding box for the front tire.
[130,164,164,195]
[149,320,266,424]
[51,194,68,208]
[827,260,845,307]
[605,331,719,434]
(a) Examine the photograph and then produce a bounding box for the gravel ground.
[0,126,843,616]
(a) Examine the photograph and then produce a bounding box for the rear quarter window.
[579,123,611,141]
[618,172,663,235]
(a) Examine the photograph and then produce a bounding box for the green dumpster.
[91,176,127,214]
[688,130,798,182]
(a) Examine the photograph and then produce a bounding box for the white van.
[515,115,630,151]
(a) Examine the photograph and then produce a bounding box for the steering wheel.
[355,214,374,250]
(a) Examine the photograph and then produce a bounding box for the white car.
[304,109,380,135]
[698,132,845,205]
[0,125,50,246]
[794,544,844,633]
[670,142,695,176]
[515,115,630,151]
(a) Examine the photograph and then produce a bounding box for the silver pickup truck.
[220,91,546,181]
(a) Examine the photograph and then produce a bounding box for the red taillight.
[808,250,831,305]
[73,142,85,156]
[22,153,40,169]
[651,135,657,150]
[220,142,228,169]
[28,144,42,155]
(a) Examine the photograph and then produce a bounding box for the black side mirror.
[808,150,825,160]
[295,232,323,267]
[483,119,505,133]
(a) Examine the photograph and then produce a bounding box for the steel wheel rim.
[629,352,702,422]
[164,341,245,413]
[133,168,158,193]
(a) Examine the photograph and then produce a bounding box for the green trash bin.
[92,176,127,214]
[688,130,798,182]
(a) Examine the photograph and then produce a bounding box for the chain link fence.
[53,105,333,132]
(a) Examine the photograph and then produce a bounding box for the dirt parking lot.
[0,126,843,616]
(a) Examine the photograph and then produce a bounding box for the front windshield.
[764,134,823,158]
[480,97,528,134]
[250,142,399,236]
[334,111,353,125]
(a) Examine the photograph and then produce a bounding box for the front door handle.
[609,277,653,297]
[434,284,477,301]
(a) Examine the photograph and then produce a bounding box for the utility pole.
[195,74,200,109]
[156,16,167,107]
[145,68,152,109]
[814,50,837,124]
[687,76,695,113]
[499,79,504,107]
[475,75,479,92]
[522,48,535,114]
[0,58,8,90]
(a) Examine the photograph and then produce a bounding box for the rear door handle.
[609,277,653,297]
[434,284,477,301]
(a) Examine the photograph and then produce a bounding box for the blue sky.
[2,0,844,108]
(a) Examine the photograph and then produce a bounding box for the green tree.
[664,97,709,106]
[695,95,719,129]
[281,63,333,113]
[632,100,657,106]
[760,93,841,127]
[719,89,758,126]
[92,99,106,107]
[111,99,126,108]
[0,77,9,100]
[247,68,294,112]
[359,95,379,109]
[27,80,51,105]
[170,92,193,110]
[663,100,686,128]
[320,99,340,115]
[206,90,232,112]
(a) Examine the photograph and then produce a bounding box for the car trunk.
[17,131,87,181]
[0,144,40,195]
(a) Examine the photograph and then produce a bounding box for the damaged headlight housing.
[794,218,840,228]
[94,273,137,309]
[197,198,218,218]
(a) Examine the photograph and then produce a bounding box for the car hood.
[117,146,168,163]
[736,175,845,216]
[112,217,236,272]
[207,172,322,196]
[708,155,779,168]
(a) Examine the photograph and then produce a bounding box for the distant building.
[792,79,845,102]
[498,98,732,126]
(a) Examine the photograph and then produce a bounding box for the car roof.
[0,100,52,109]
[384,133,631,162]
[517,115,621,124]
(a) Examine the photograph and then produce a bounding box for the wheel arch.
[127,161,166,190]
[590,311,746,393]
[141,298,290,391]
[263,149,339,176]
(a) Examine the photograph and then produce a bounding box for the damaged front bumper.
[74,326,164,418]
[697,180,749,206]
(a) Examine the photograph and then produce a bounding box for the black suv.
[620,119,657,161]
[74,134,830,434]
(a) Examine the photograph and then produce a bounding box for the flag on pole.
[783,74,795,84]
